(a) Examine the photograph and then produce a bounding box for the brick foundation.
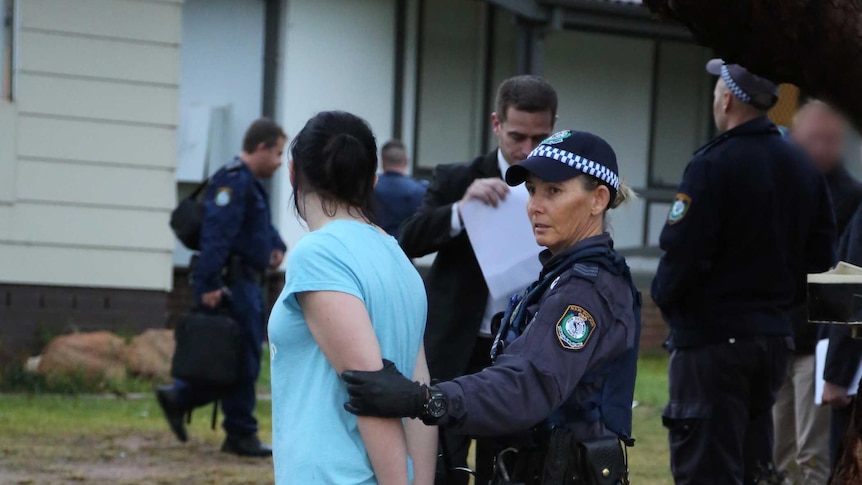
[0,284,166,363]
[0,271,668,364]
[639,292,669,354]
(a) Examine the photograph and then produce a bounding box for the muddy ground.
[0,431,274,484]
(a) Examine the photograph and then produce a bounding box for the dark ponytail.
[291,111,378,222]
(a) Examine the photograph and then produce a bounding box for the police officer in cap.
[342,130,640,485]
[157,118,288,457]
[652,60,835,484]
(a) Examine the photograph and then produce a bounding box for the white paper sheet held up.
[460,186,542,300]
[815,338,862,405]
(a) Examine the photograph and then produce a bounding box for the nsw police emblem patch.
[541,130,572,145]
[556,305,596,351]
[667,193,691,224]
[215,187,232,207]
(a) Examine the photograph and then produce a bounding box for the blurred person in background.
[772,100,852,483]
[374,139,427,237]
[820,136,862,468]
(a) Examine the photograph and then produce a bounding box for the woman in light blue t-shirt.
[268,111,436,484]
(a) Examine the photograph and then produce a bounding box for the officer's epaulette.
[568,262,599,282]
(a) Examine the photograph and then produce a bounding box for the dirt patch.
[0,432,274,484]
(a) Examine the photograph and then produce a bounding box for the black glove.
[342,359,428,418]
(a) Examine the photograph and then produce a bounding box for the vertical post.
[411,0,426,170]
[515,18,544,75]
[261,0,282,118]
[643,40,661,247]
[392,0,407,140]
[480,4,496,154]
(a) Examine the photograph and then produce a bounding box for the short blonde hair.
[610,182,637,209]
[579,176,638,211]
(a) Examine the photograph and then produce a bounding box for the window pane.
[545,30,654,190]
[649,41,713,188]
[414,0,485,169]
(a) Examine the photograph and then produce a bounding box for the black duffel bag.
[171,309,243,388]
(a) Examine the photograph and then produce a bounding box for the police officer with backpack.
[158,118,287,457]
[341,130,640,485]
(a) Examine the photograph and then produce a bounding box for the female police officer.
[343,130,640,485]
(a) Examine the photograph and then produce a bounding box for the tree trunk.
[643,0,862,130]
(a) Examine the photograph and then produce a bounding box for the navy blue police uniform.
[652,61,835,485]
[436,234,640,451]
[374,171,428,237]
[343,131,641,484]
[175,157,286,438]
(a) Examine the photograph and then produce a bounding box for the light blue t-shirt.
[269,220,427,484]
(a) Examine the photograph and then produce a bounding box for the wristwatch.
[421,386,448,425]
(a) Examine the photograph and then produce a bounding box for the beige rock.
[37,331,127,380]
[125,329,174,381]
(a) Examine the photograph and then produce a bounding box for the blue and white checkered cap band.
[721,64,752,105]
[527,145,620,190]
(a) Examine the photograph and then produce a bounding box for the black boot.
[155,385,188,443]
[221,434,272,457]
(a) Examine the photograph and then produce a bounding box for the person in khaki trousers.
[773,352,831,484]
[773,101,861,484]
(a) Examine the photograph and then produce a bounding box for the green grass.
[629,355,672,485]
[0,351,672,484]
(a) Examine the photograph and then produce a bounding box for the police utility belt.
[491,430,628,485]
[489,246,633,485]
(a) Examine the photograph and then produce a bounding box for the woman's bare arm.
[298,291,408,485]
[405,344,438,485]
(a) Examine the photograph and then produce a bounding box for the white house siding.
[275,0,398,251]
[0,0,182,291]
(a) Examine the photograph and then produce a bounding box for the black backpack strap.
[188,176,210,200]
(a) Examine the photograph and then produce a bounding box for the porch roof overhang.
[487,0,693,41]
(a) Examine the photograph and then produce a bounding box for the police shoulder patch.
[667,193,691,225]
[556,305,596,351]
[215,187,232,207]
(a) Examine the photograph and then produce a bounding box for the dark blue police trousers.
[663,336,791,485]
[174,280,265,437]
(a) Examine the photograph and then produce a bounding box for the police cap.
[505,130,620,200]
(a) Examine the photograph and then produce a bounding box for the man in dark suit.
[399,75,557,485]
[374,139,427,236]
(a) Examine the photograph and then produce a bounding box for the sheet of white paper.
[460,185,542,300]
[815,338,862,405]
